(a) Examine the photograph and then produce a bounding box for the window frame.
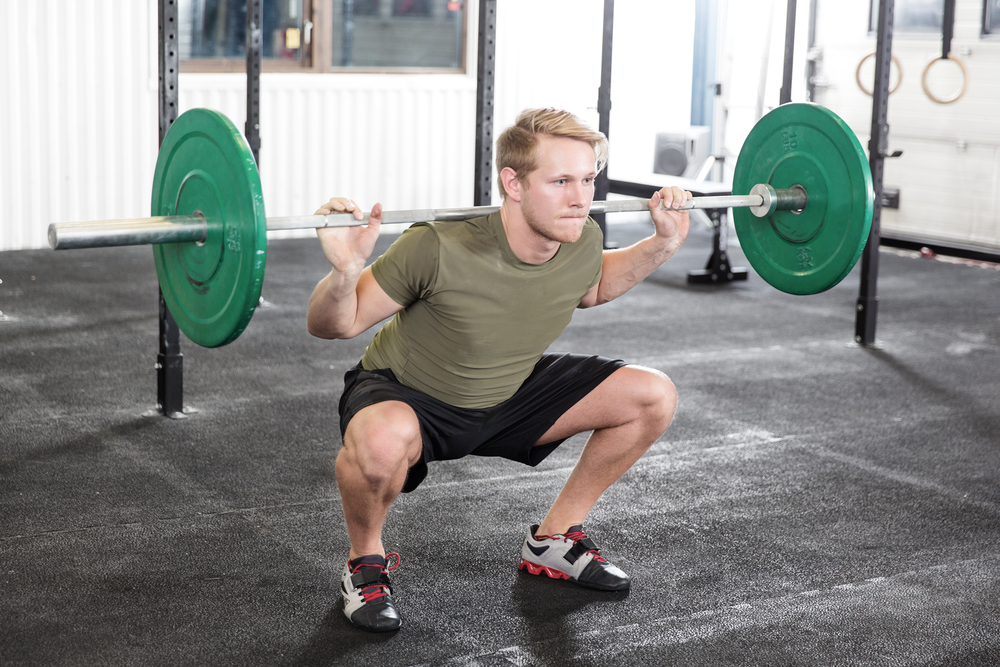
[867,0,944,39]
[984,0,1000,37]
[179,0,468,74]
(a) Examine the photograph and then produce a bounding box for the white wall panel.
[812,0,1000,250]
[491,0,696,196]
[718,0,816,185]
[0,1,480,251]
[4,0,998,253]
[2,0,697,252]
[0,0,158,252]
[175,75,479,239]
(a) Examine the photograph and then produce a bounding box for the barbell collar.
[749,184,778,217]
[50,187,814,250]
[748,184,809,218]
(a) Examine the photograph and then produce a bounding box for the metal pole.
[593,0,615,244]
[474,0,497,207]
[246,0,262,165]
[779,0,797,105]
[855,0,895,346]
[157,0,184,418]
[942,0,956,59]
[805,0,819,102]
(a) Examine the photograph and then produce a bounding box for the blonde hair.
[495,108,609,199]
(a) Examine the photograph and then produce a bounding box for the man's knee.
[628,366,678,431]
[340,402,422,486]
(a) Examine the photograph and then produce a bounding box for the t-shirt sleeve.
[369,223,440,307]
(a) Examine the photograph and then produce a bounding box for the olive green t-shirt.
[362,211,604,409]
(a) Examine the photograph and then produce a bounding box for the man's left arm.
[579,185,692,308]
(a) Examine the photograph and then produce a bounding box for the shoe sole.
[518,559,630,592]
[347,616,402,632]
[519,559,571,581]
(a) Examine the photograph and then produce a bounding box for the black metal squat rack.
[153,0,935,415]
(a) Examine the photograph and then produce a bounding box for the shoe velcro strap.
[360,574,393,597]
[564,537,599,564]
[350,567,388,588]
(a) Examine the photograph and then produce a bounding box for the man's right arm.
[307,264,403,339]
[306,198,404,340]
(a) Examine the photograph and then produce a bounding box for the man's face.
[518,135,597,245]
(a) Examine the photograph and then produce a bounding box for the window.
[869,0,943,36]
[986,0,1000,35]
[179,0,466,72]
[335,0,463,67]
[180,0,308,68]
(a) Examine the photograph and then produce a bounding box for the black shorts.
[338,353,626,492]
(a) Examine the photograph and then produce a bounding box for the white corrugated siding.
[178,74,479,239]
[0,0,158,251]
[0,1,481,251]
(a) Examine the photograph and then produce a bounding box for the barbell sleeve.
[48,215,209,250]
[48,186,805,251]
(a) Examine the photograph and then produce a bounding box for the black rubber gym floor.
[2,221,999,666]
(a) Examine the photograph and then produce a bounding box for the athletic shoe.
[341,552,402,631]
[519,524,630,591]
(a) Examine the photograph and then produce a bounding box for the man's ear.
[500,167,522,202]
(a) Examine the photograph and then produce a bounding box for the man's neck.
[499,200,561,265]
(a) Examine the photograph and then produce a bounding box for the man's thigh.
[533,364,675,445]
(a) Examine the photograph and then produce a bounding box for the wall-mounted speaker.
[653,127,711,178]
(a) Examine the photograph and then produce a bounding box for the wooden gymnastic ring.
[855,51,902,97]
[921,53,968,105]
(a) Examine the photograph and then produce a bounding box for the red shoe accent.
[384,552,401,572]
[519,559,571,580]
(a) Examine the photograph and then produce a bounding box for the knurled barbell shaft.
[49,185,806,250]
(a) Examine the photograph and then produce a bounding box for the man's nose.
[568,182,588,206]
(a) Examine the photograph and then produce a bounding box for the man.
[307,108,691,632]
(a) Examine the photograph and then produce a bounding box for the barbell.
[48,103,874,348]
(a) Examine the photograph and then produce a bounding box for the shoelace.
[352,552,401,603]
[562,530,608,563]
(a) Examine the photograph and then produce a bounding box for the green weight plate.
[151,108,267,347]
[732,103,874,295]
